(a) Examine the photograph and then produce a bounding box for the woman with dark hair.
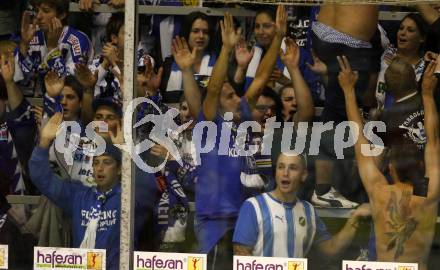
[375,13,428,110]
[159,11,217,103]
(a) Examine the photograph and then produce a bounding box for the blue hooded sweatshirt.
[29,147,157,269]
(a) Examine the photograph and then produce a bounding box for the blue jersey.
[14,26,93,96]
[29,147,157,270]
[233,193,331,257]
[193,97,253,253]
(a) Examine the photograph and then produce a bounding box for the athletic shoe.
[311,187,359,208]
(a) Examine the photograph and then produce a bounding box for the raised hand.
[30,106,44,132]
[46,17,63,51]
[110,121,124,145]
[280,37,300,70]
[145,57,163,93]
[337,55,358,93]
[108,0,125,8]
[137,56,163,96]
[20,11,37,55]
[172,36,197,72]
[75,63,98,91]
[102,42,120,67]
[275,5,287,38]
[306,50,328,75]
[44,71,65,98]
[422,58,439,96]
[39,112,63,148]
[235,39,254,69]
[424,51,438,63]
[150,144,170,160]
[21,11,37,45]
[0,52,15,83]
[78,0,100,12]
[269,68,282,84]
[220,12,242,49]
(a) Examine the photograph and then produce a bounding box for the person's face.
[254,13,276,49]
[61,86,81,121]
[35,3,64,31]
[219,83,241,122]
[275,154,307,196]
[179,101,195,129]
[397,18,425,53]
[188,19,210,52]
[281,87,297,121]
[92,155,120,192]
[252,95,276,129]
[94,106,120,139]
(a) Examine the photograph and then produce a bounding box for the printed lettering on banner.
[234,255,307,270]
[67,35,82,57]
[34,247,106,270]
[0,245,8,270]
[342,260,417,270]
[134,251,207,270]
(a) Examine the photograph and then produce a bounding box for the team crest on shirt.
[298,217,306,227]
[398,110,425,149]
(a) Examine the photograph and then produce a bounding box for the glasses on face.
[255,104,276,113]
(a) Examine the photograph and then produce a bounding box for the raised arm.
[1,52,22,110]
[29,113,80,215]
[244,5,287,108]
[233,39,254,85]
[203,13,241,121]
[172,36,201,118]
[421,59,440,203]
[338,56,387,196]
[75,63,97,125]
[18,11,37,58]
[415,4,440,25]
[280,38,314,124]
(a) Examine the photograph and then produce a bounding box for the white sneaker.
[311,187,359,208]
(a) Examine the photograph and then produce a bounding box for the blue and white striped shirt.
[233,193,331,257]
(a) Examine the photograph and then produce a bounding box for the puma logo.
[275,215,284,222]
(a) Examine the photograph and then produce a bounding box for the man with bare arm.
[338,55,440,270]
[311,4,381,207]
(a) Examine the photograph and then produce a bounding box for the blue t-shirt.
[194,97,253,218]
[193,97,252,253]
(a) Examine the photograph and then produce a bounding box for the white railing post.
[120,0,137,269]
